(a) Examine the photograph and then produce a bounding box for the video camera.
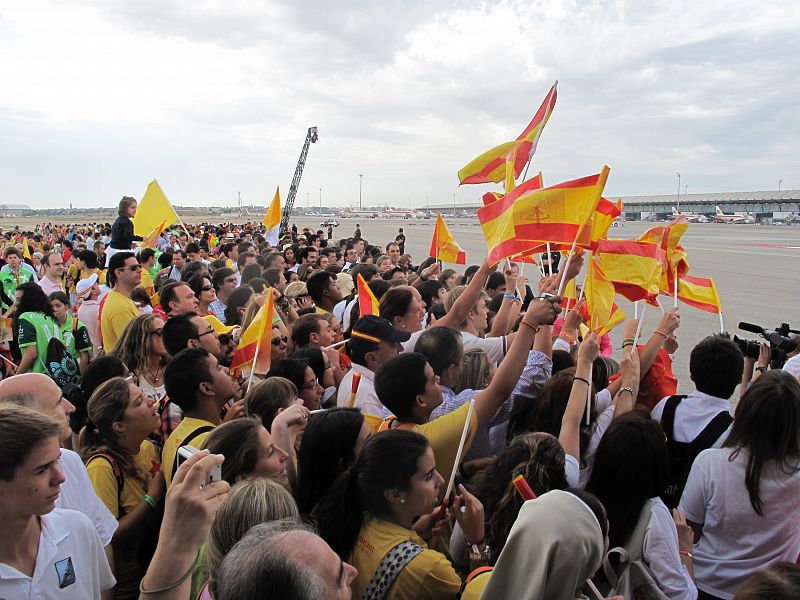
[735,322,800,369]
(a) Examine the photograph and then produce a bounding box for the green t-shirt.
[17,312,64,375]
[0,268,34,308]
[59,315,93,357]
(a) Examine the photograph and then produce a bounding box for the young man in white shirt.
[0,403,115,599]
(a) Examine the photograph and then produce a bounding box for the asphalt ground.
[297,216,799,396]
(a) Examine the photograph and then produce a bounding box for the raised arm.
[474,296,562,426]
[434,260,496,329]
[559,332,599,461]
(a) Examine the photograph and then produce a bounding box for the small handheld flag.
[357,274,380,318]
[264,187,281,246]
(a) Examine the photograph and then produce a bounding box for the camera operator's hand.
[757,342,771,370]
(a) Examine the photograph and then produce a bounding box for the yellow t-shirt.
[100,289,139,352]
[415,403,478,495]
[161,416,215,487]
[349,517,461,600]
[85,440,161,518]
[138,268,155,298]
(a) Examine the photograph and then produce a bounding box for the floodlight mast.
[281,126,318,235]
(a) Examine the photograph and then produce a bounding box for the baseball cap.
[75,273,99,298]
[351,315,411,344]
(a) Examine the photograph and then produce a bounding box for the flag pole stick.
[634,300,639,320]
[718,311,725,333]
[545,242,552,276]
[443,398,475,503]
[346,372,363,408]
[655,296,664,314]
[673,267,678,309]
[586,362,593,426]
[0,353,18,373]
[247,336,262,389]
[633,303,647,354]
[175,214,193,241]
[556,234,579,297]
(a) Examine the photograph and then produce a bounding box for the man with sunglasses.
[100,252,141,352]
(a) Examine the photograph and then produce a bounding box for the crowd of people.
[0,195,799,600]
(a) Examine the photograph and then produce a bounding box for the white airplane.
[671,207,708,223]
[384,208,429,219]
[714,206,755,224]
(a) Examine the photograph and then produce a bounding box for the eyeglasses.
[302,378,320,390]
[117,264,141,272]
[271,335,289,346]
[197,328,218,339]
[150,328,163,337]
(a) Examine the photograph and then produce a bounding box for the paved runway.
[299,216,799,394]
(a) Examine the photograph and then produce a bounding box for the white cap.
[75,273,99,298]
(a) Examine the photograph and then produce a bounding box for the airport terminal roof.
[618,190,799,205]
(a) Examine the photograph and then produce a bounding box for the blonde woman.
[112,313,169,402]
[80,377,164,600]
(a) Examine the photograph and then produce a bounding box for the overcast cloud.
[1,0,798,209]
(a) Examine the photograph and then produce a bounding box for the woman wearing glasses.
[271,325,289,362]
[112,313,170,404]
[267,358,324,411]
[188,273,217,317]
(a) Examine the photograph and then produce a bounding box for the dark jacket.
[110,216,143,249]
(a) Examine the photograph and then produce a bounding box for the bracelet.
[139,560,195,594]
[653,330,668,339]
[755,366,767,373]
[520,321,540,334]
[502,293,516,299]
[618,386,634,397]
[622,342,634,348]
[559,331,575,344]
[679,550,694,560]
[143,494,159,510]
[573,376,591,387]
[622,338,635,344]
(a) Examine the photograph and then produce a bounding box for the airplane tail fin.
[715,206,723,215]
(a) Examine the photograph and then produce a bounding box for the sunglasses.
[201,285,214,292]
[271,335,289,346]
[150,328,163,337]
[117,264,141,272]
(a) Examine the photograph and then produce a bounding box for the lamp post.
[676,173,681,212]
[359,174,363,209]
[779,178,783,191]
[685,184,688,195]
[319,188,322,213]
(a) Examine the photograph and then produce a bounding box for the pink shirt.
[38,276,64,296]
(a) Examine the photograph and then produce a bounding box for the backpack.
[601,498,669,600]
[660,395,733,509]
[86,453,125,515]
[38,318,81,395]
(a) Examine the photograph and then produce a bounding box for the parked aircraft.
[714,206,755,224]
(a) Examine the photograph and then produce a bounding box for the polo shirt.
[651,390,733,447]
[0,509,115,599]
[38,276,64,296]
[100,289,139,352]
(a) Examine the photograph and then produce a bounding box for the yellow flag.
[263,187,282,246]
[133,180,179,237]
[22,238,32,260]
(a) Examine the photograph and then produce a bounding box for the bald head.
[0,374,74,441]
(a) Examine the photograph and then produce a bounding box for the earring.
[400,498,405,504]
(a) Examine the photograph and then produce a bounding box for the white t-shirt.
[679,448,800,599]
[460,331,508,364]
[651,391,733,447]
[55,449,118,546]
[783,354,800,380]
[0,509,115,599]
[643,499,697,600]
[578,404,616,489]
[336,365,391,418]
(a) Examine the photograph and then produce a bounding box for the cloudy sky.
[1,0,798,210]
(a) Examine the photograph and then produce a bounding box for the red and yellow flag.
[637,217,690,294]
[677,275,722,314]
[357,274,380,318]
[142,220,167,249]
[583,256,626,336]
[513,166,609,248]
[458,82,557,185]
[230,288,274,374]
[595,239,663,304]
[430,213,466,264]
[590,198,623,249]
[481,172,543,207]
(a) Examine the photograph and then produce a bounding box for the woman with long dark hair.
[313,430,485,599]
[679,370,800,599]
[80,376,164,599]
[13,282,74,375]
[587,411,696,599]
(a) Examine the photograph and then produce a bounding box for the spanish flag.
[458,82,558,185]
[263,187,282,246]
[677,275,722,314]
[142,220,167,249]
[133,179,179,237]
[230,288,274,374]
[357,274,380,318]
[638,217,690,294]
[514,166,609,248]
[595,240,663,304]
[561,278,579,310]
[583,256,626,336]
[430,213,466,264]
[590,198,623,248]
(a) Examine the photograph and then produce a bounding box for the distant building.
[0,204,32,217]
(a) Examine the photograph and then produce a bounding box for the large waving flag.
[458,82,558,186]
[638,217,690,294]
[263,186,282,246]
[677,275,722,314]
[133,180,179,237]
[430,213,466,264]
[230,288,274,374]
[514,166,609,248]
[583,256,626,336]
[357,274,380,318]
[595,239,663,304]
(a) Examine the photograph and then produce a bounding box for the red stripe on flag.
[460,156,507,184]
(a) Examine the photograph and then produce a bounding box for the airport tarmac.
[297,217,799,395]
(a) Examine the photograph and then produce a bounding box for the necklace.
[144,364,163,385]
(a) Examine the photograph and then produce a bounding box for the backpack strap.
[378,417,417,432]
[86,453,125,516]
[602,498,658,586]
[171,425,215,480]
[362,540,425,600]
[660,395,687,439]
[689,410,733,452]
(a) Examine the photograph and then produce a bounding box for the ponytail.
[312,466,364,559]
